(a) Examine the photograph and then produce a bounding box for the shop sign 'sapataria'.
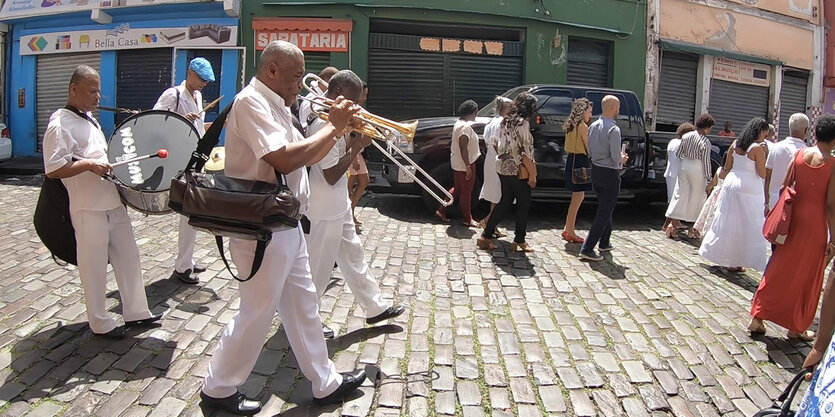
[21,23,237,55]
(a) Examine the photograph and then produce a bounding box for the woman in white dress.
[699,117,771,272]
[479,96,512,234]
[662,122,696,235]
[665,114,714,239]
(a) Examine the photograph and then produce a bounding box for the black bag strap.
[186,100,233,172]
[768,367,811,414]
[175,88,181,114]
[216,236,268,282]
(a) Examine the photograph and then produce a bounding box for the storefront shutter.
[304,52,332,78]
[367,48,445,120]
[779,70,809,139]
[708,79,770,135]
[448,54,523,112]
[656,52,699,126]
[115,48,173,125]
[36,52,101,152]
[567,38,611,88]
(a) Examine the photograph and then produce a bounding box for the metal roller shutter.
[448,54,523,112]
[656,52,698,125]
[116,49,172,125]
[567,38,611,88]
[36,52,101,152]
[779,70,809,139]
[304,52,331,78]
[367,48,445,120]
[708,79,770,135]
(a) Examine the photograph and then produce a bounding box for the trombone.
[299,73,454,207]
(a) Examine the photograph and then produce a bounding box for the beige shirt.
[224,77,310,215]
[42,108,121,213]
[450,119,481,171]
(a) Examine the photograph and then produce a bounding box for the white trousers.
[174,215,197,273]
[665,159,708,222]
[203,226,342,399]
[72,207,153,334]
[305,211,389,318]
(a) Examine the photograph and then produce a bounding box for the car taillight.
[536,115,542,125]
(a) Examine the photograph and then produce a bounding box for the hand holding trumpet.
[324,96,361,134]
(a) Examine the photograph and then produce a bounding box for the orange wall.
[723,0,821,23]
[660,0,815,69]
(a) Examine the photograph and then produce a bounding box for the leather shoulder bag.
[763,151,799,245]
[169,101,301,282]
[571,127,592,185]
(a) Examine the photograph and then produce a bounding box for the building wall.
[240,0,648,101]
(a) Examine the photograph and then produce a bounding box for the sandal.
[493,229,507,238]
[787,330,815,342]
[665,225,678,239]
[728,267,745,273]
[462,220,480,228]
[747,319,766,335]
[562,231,585,244]
[687,228,701,239]
[434,210,450,223]
[476,237,497,251]
[511,242,534,253]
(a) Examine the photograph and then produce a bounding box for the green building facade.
[241,0,647,120]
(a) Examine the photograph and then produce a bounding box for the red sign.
[253,18,353,52]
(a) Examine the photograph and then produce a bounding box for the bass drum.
[108,110,199,214]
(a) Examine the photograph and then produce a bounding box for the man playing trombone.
[153,57,215,285]
[304,70,405,338]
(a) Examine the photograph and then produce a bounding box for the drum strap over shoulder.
[63,105,100,130]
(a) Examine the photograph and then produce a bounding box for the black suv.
[365,84,671,213]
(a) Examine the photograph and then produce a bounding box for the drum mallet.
[197,95,224,116]
[110,149,168,168]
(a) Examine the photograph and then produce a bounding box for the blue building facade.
[1,1,241,157]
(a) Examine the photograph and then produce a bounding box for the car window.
[586,91,632,121]
[477,86,530,117]
[534,89,574,125]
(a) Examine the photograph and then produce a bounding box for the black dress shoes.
[323,325,335,339]
[96,326,126,339]
[366,305,405,325]
[193,265,207,273]
[171,269,199,285]
[200,390,262,416]
[313,369,366,405]
[125,313,163,328]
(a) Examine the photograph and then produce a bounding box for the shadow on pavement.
[0,321,174,405]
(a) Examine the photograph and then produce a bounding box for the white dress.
[479,116,502,204]
[664,138,682,202]
[698,144,770,270]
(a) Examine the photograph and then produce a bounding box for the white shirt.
[306,118,351,221]
[450,119,481,171]
[224,77,310,215]
[664,138,682,179]
[42,108,122,213]
[153,81,206,136]
[483,116,502,153]
[765,136,807,209]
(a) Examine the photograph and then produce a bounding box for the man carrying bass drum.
[42,65,161,339]
[153,57,215,285]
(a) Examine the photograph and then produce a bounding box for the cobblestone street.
[0,174,814,417]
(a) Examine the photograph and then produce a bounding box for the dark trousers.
[438,163,475,223]
[483,174,532,243]
[580,165,620,253]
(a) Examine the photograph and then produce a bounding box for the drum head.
[108,110,199,191]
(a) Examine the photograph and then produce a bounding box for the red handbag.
[763,152,799,245]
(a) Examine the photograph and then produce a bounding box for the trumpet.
[300,73,453,207]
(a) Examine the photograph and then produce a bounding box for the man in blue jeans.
[580,95,628,262]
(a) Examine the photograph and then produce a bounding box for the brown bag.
[571,132,592,185]
[168,102,301,282]
[518,160,537,180]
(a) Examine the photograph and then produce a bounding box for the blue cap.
[189,57,215,82]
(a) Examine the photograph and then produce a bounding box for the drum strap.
[63,105,100,130]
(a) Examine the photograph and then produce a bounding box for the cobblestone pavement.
[0,175,815,417]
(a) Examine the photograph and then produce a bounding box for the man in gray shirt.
[580,95,628,261]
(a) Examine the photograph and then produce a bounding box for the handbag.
[169,102,301,282]
[33,176,78,266]
[763,152,798,245]
[571,130,592,185]
[753,368,811,416]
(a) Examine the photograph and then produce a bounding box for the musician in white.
[298,66,338,130]
[305,70,405,338]
[153,57,215,284]
[42,65,160,339]
[200,42,366,415]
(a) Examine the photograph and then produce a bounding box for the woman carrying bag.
[478,92,538,252]
[561,98,593,244]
